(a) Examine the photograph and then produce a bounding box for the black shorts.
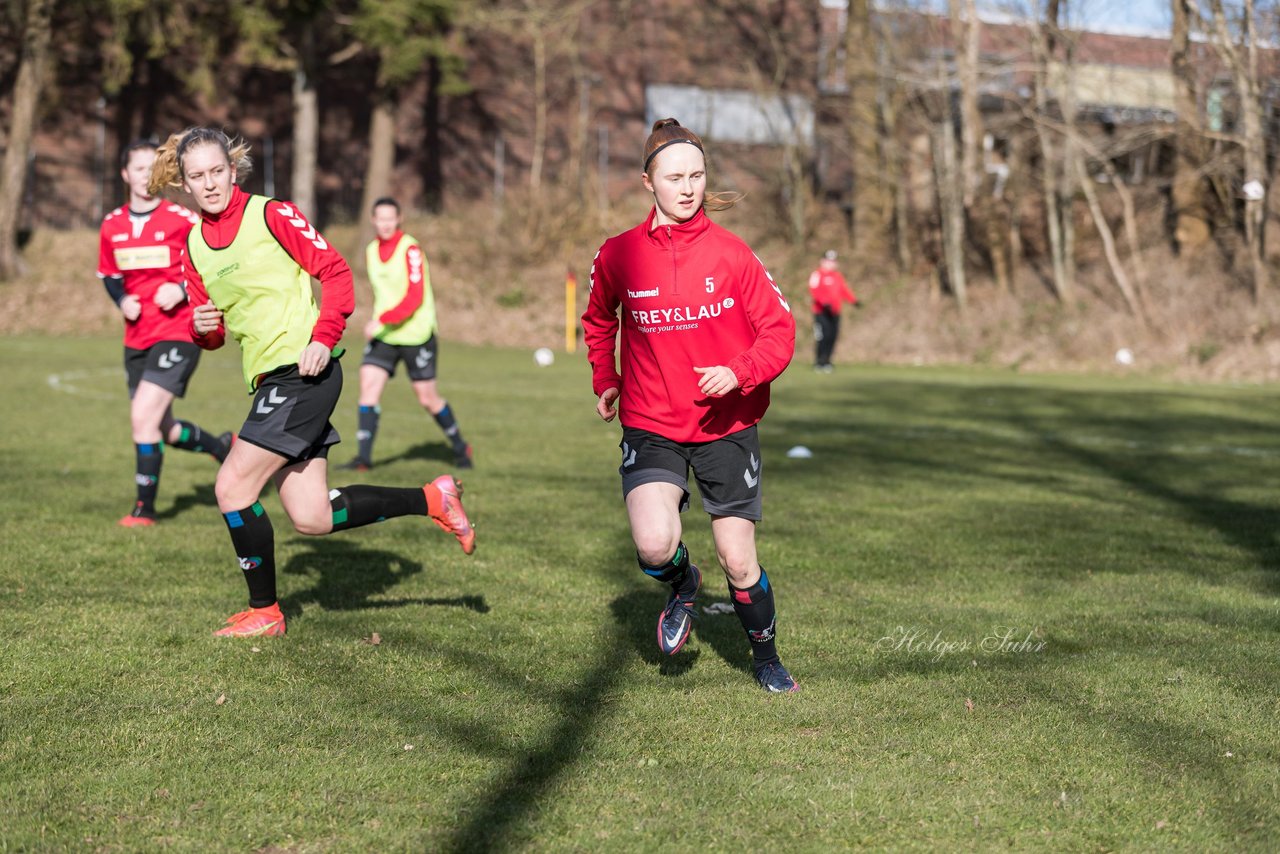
[123,341,202,399]
[237,359,343,465]
[362,336,438,382]
[619,425,763,521]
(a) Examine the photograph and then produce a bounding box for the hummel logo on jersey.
[154,231,165,241]
[111,233,129,242]
[627,287,659,299]
[255,387,288,414]
[157,347,183,369]
[238,556,263,571]
[276,203,328,250]
[743,453,760,489]
[415,348,433,369]
[622,442,637,468]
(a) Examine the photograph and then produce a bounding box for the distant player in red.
[97,139,232,527]
[582,118,800,693]
[808,249,858,372]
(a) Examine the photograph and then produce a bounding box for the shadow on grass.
[374,440,456,468]
[609,589,698,677]
[155,483,218,520]
[439,597,633,853]
[279,539,488,614]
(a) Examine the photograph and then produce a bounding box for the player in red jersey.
[808,249,858,372]
[582,119,799,693]
[97,140,232,527]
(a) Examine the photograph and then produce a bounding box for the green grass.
[2,334,1279,851]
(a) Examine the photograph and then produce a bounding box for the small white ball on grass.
[534,347,555,367]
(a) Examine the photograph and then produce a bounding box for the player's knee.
[291,512,331,536]
[634,532,681,567]
[717,548,756,585]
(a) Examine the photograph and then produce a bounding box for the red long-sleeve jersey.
[373,231,426,326]
[808,267,857,314]
[97,202,199,349]
[182,186,353,352]
[582,207,796,443]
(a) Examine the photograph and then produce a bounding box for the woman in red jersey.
[149,127,475,638]
[581,118,799,693]
[97,139,233,527]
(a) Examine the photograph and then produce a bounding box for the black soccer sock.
[356,405,379,462]
[433,402,468,452]
[329,485,429,531]
[133,442,163,516]
[170,420,227,461]
[730,567,779,668]
[223,502,276,608]
[638,542,696,596]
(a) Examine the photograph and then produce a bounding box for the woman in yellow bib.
[150,127,476,638]
[340,197,473,471]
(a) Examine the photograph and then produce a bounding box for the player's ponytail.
[147,127,254,195]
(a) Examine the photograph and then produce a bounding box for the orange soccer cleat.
[118,502,156,527]
[214,602,286,637]
[427,475,476,555]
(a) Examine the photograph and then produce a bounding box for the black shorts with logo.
[237,359,343,465]
[123,341,202,399]
[619,425,763,521]
[362,335,438,381]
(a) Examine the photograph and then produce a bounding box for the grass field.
[3,333,1279,851]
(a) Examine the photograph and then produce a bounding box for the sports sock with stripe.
[133,442,163,517]
[329,485,429,531]
[638,542,697,597]
[356,405,379,462]
[729,567,779,668]
[169,420,228,462]
[432,402,468,453]
[223,502,276,608]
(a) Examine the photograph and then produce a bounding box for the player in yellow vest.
[149,127,476,638]
[340,197,473,470]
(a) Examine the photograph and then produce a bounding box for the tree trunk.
[290,21,319,219]
[359,91,397,247]
[1033,0,1074,302]
[1170,0,1211,253]
[934,120,967,311]
[846,0,885,251]
[1075,155,1145,322]
[0,0,54,281]
[529,29,547,192]
[949,0,982,209]
[422,55,444,212]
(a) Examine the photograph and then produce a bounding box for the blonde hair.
[642,117,741,212]
[148,127,253,195]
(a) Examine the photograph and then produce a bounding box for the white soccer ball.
[1114,347,1134,366]
[533,347,555,367]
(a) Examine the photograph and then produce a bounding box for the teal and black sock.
[223,502,276,608]
[356,405,379,462]
[433,402,467,452]
[171,420,229,462]
[639,542,696,596]
[730,568,779,668]
[133,442,163,516]
[330,485,428,531]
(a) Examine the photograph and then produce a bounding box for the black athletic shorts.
[362,335,438,381]
[123,341,202,399]
[619,425,763,521]
[237,359,343,465]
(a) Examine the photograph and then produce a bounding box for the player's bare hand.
[192,301,222,335]
[596,387,620,422]
[364,319,382,341]
[153,282,186,311]
[298,341,332,377]
[693,365,738,398]
[119,294,142,322]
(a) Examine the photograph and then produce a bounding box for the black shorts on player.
[619,424,763,520]
[362,336,439,382]
[236,359,343,465]
[124,340,202,398]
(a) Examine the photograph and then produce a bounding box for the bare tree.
[0,0,54,280]
[1170,0,1213,254]
[1207,0,1271,300]
[1029,0,1076,302]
